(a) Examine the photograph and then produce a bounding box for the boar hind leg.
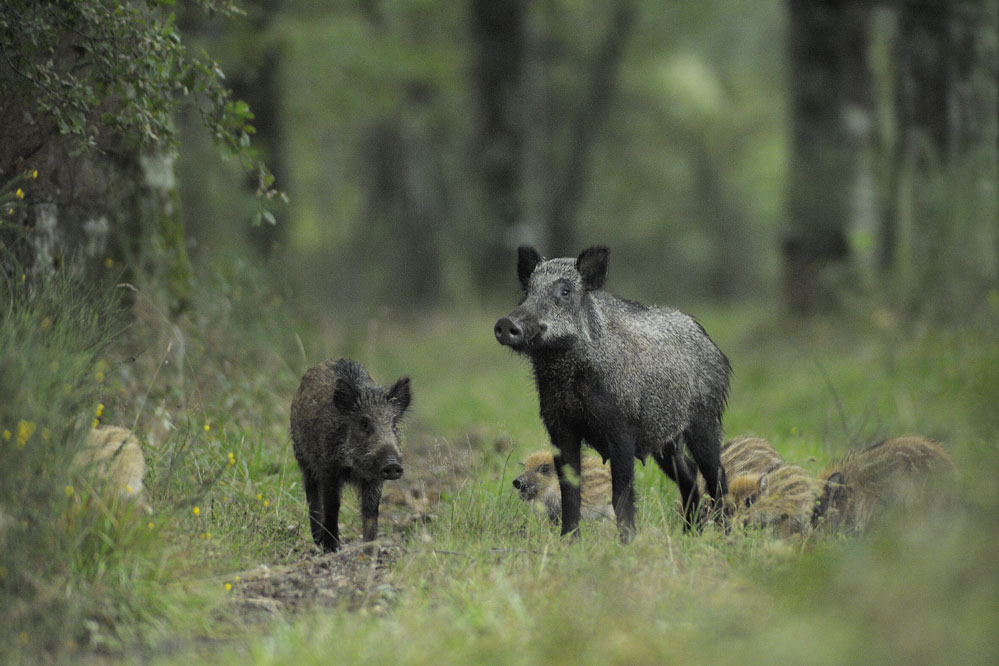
[653,443,701,531]
[684,415,728,526]
[359,480,383,555]
[319,477,343,552]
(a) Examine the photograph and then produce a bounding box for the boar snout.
[495,316,524,347]
[381,456,403,481]
[495,315,547,349]
[512,476,524,490]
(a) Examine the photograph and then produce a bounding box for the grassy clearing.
[3,254,997,664]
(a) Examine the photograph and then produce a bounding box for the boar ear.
[757,473,769,493]
[333,378,360,413]
[576,246,609,291]
[517,245,542,290]
[387,376,412,415]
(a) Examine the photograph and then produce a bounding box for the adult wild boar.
[495,246,731,541]
[290,358,411,553]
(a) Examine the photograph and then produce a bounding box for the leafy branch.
[0,0,284,223]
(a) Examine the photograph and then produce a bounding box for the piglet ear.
[517,246,542,291]
[824,471,846,501]
[387,376,412,415]
[757,473,769,493]
[333,378,360,413]
[576,246,609,291]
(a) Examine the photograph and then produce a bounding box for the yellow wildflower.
[203,423,211,432]
[65,486,74,498]
[2,430,10,441]
[96,403,104,418]
[147,522,155,530]
[224,582,232,591]
[256,493,263,501]
[192,506,201,516]
[15,188,24,199]
[263,499,270,508]
[227,452,236,466]
[31,169,38,179]
[91,418,99,429]
[16,420,36,448]
[234,576,241,583]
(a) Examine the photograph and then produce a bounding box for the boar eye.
[358,417,373,436]
[557,285,571,300]
[539,464,551,474]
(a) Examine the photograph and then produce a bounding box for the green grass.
[3,253,998,665]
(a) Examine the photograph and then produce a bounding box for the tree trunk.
[548,2,637,257]
[470,0,525,282]
[878,0,998,313]
[783,0,874,314]
[358,90,447,308]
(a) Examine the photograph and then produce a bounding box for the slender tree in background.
[783,0,874,314]
[470,0,526,283]
[880,0,997,310]
[470,1,637,275]
[547,2,637,257]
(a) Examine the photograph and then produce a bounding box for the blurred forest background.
[3,0,996,322]
[2,2,998,661]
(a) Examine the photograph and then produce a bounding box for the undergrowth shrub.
[0,263,146,656]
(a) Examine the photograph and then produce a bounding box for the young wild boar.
[72,425,148,508]
[812,434,957,533]
[725,463,823,537]
[290,358,411,553]
[719,436,786,479]
[692,436,785,517]
[513,450,614,523]
[494,246,732,540]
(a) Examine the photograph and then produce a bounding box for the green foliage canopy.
[0,0,280,222]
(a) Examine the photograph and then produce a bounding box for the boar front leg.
[303,469,323,547]
[608,434,638,543]
[551,427,583,539]
[319,477,343,552]
[359,480,383,555]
